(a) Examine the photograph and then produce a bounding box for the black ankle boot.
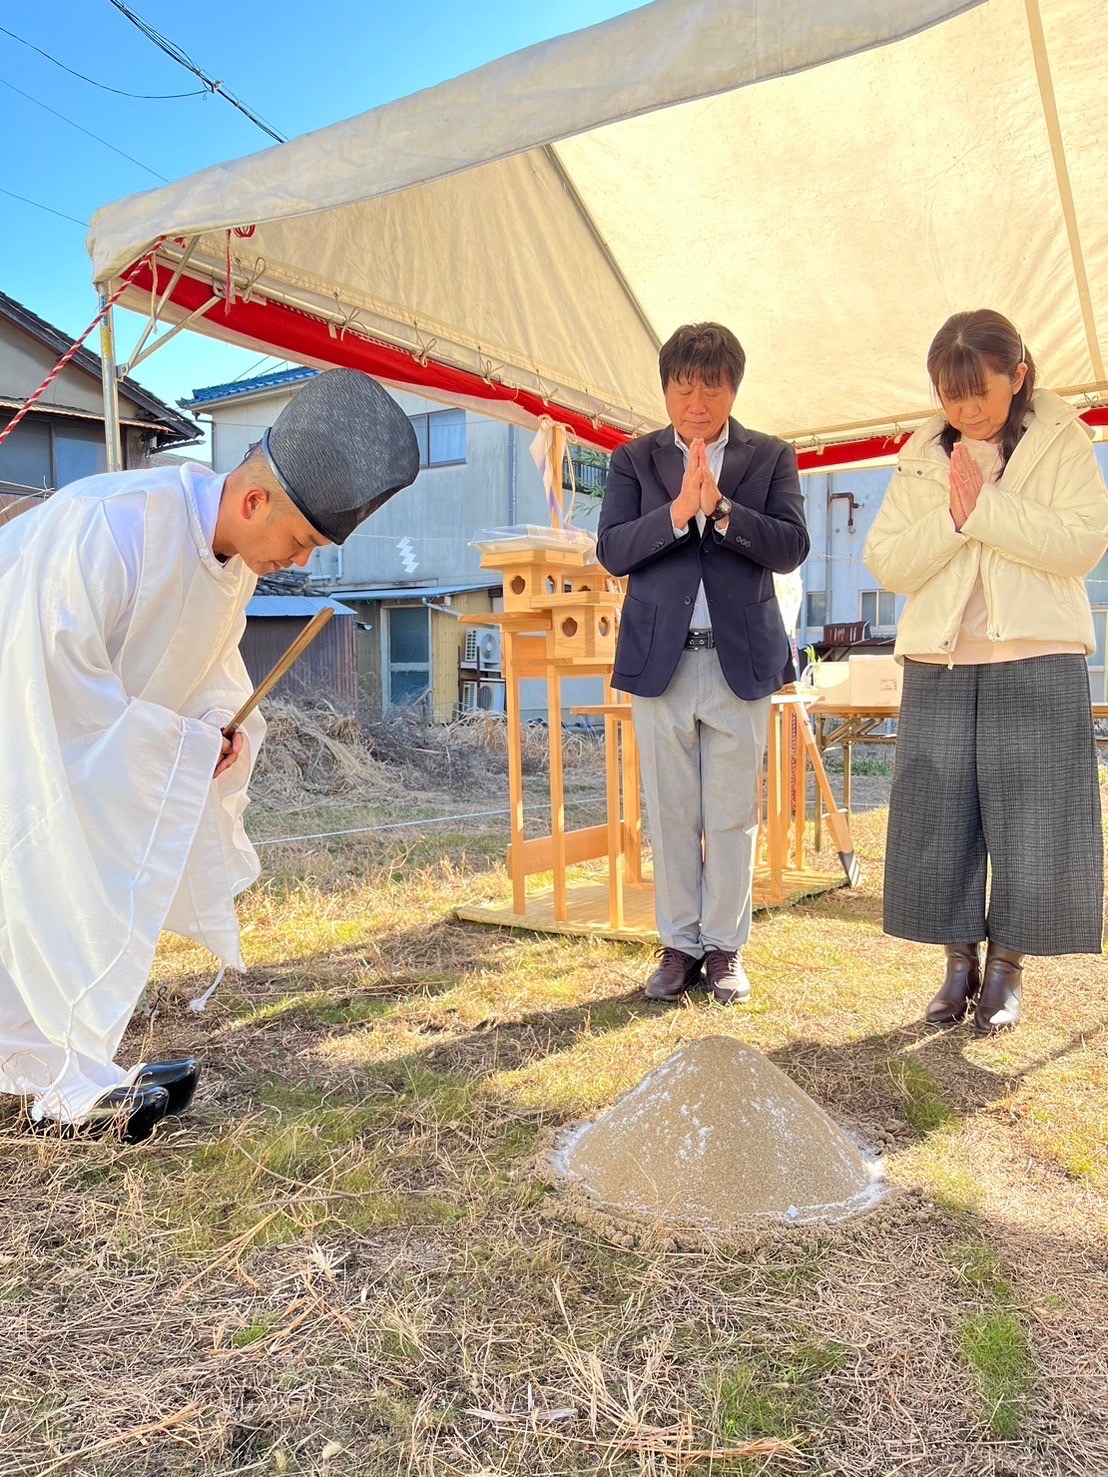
[925,943,983,1026]
[974,941,1023,1035]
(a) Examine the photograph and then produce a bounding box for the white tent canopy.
[89,0,1108,463]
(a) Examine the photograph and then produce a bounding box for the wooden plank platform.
[454,865,847,943]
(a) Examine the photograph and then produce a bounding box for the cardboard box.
[848,654,902,707]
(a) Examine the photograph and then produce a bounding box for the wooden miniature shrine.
[454,531,857,943]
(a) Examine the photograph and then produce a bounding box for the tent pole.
[98,294,123,472]
[1023,0,1105,382]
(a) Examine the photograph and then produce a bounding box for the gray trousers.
[632,648,770,955]
[885,655,1103,955]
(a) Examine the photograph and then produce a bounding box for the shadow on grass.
[769,1012,1108,1151]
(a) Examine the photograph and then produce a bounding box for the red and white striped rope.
[0,241,165,450]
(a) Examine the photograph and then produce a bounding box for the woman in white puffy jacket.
[864,310,1108,1035]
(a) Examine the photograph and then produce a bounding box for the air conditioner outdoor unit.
[460,629,480,669]
[461,680,480,712]
[477,679,506,714]
[477,630,502,672]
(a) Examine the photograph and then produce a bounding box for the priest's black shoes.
[135,1058,201,1115]
[925,943,982,1026]
[29,1082,171,1144]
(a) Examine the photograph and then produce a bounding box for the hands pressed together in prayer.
[949,442,984,532]
[673,438,727,531]
[214,730,244,779]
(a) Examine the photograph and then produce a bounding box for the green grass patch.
[231,1313,281,1347]
[939,1238,1014,1301]
[957,1311,1032,1439]
[822,757,893,777]
[886,1058,957,1134]
[714,1337,848,1448]
[232,989,397,1027]
[140,1088,469,1252]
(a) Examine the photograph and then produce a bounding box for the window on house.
[805,590,827,629]
[1086,550,1108,609]
[0,414,110,492]
[54,422,107,486]
[565,449,609,496]
[860,590,897,629]
[410,409,466,468]
[1089,609,1107,702]
[0,417,51,489]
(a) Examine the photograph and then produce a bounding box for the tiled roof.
[180,365,318,408]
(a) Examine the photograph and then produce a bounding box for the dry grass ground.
[2,711,1106,1476]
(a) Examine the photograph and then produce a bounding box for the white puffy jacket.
[864,390,1108,658]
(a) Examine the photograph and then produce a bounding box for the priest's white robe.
[0,462,264,1120]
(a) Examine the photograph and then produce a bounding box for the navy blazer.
[596,419,810,699]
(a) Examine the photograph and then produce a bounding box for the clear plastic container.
[470,524,597,557]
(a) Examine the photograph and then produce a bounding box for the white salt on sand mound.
[547,1037,885,1238]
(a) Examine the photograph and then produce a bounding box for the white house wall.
[797,464,901,648]
[0,317,150,423]
[204,384,601,590]
[798,442,1108,651]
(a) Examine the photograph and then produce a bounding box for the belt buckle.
[686,629,714,650]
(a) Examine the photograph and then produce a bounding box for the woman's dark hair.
[927,309,1035,469]
[659,322,746,393]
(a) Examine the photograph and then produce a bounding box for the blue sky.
[0,0,647,449]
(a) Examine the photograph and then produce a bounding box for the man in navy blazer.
[597,323,809,1004]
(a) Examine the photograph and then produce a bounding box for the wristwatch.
[709,496,733,522]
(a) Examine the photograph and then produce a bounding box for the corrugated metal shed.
[332,579,500,601]
[246,595,358,618]
[241,595,359,711]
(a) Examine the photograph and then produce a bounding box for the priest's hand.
[214,730,244,778]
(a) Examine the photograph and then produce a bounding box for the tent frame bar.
[121,235,203,376]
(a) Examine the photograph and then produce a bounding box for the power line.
[105,0,286,144]
[0,75,167,182]
[0,23,206,98]
[0,185,88,228]
[232,355,290,383]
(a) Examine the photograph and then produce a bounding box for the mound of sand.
[546,1037,885,1239]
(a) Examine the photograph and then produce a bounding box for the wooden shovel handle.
[222,607,334,737]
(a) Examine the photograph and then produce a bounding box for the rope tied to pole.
[0,240,165,451]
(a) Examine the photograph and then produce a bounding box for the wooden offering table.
[453,526,859,941]
[811,701,900,825]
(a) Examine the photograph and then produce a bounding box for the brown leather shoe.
[925,943,983,1026]
[704,949,752,1004]
[644,947,703,1001]
[974,941,1023,1035]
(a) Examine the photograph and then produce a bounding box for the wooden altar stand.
[453,536,858,942]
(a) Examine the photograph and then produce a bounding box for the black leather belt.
[684,629,715,650]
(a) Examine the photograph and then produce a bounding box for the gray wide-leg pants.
[885,655,1103,955]
[632,648,770,955]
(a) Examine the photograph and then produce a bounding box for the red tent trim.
[127,259,630,452]
[127,258,1108,470]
